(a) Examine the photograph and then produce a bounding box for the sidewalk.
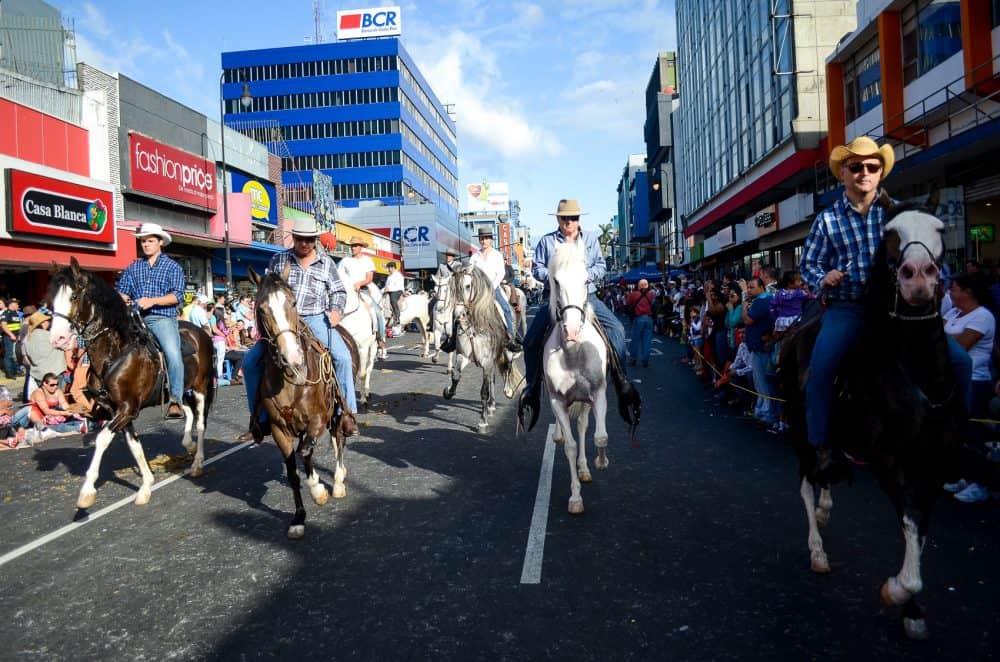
[0,374,24,403]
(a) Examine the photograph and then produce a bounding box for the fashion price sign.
[336,6,401,40]
[128,132,217,211]
[7,169,115,247]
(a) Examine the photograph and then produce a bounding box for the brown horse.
[48,257,215,509]
[248,265,358,539]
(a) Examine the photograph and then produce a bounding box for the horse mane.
[451,264,507,347]
[51,266,130,338]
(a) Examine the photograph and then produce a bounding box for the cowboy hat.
[347,235,370,247]
[829,136,895,181]
[27,310,51,331]
[444,248,459,258]
[549,199,588,217]
[289,215,322,238]
[135,222,172,246]
[477,227,494,239]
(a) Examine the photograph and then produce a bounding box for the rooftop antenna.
[313,0,324,44]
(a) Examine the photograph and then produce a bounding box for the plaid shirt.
[117,254,185,318]
[800,192,888,301]
[268,250,346,316]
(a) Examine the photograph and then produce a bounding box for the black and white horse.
[780,193,963,640]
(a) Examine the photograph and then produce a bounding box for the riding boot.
[440,331,457,353]
[517,378,542,432]
[505,333,523,354]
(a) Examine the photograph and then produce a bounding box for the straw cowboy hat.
[27,310,51,332]
[550,199,588,217]
[288,215,323,237]
[135,222,172,246]
[477,227,494,239]
[829,136,895,181]
[347,235,370,247]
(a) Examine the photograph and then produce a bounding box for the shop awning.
[210,241,285,279]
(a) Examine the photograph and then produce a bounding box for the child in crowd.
[688,307,704,376]
[770,271,812,333]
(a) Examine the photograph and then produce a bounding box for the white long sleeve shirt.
[470,248,506,289]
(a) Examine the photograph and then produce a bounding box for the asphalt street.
[1,312,998,661]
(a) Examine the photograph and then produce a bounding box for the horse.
[779,192,963,640]
[337,265,379,407]
[540,241,610,514]
[443,262,523,431]
[430,271,455,375]
[500,281,528,339]
[248,265,359,539]
[381,291,432,357]
[47,257,215,508]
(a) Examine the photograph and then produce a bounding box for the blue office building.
[221,38,458,218]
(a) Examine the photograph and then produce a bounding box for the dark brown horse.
[779,195,963,640]
[248,265,358,539]
[48,257,215,509]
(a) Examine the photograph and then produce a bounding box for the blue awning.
[620,264,666,283]
[211,242,286,279]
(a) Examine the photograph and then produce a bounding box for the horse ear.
[925,187,940,215]
[69,256,81,276]
[280,262,291,282]
[248,266,260,285]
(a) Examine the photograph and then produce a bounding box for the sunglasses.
[845,162,882,174]
[559,216,580,222]
[293,235,317,243]
[44,382,58,387]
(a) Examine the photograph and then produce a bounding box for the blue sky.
[60,0,677,238]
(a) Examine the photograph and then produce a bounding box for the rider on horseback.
[117,223,186,420]
[801,136,972,481]
[339,236,386,355]
[518,199,640,430]
[239,216,358,440]
[470,227,522,353]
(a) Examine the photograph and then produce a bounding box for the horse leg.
[477,371,491,430]
[576,404,592,483]
[332,428,347,499]
[593,384,610,471]
[800,476,830,573]
[180,399,195,454]
[881,489,931,640]
[302,435,329,506]
[815,487,833,528]
[552,399,583,514]
[77,424,116,509]
[188,391,207,478]
[123,423,155,505]
[418,317,430,358]
[443,354,467,400]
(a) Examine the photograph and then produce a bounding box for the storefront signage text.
[6,169,116,247]
[128,132,217,211]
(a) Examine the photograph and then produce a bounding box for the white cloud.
[513,2,544,30]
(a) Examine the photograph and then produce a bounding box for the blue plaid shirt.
[800,192,888,301]
[268,250,346,316]
[532,229,606,294]
[117,254,185,318]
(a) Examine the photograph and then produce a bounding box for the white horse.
[444,263,522,431]
[337,265,378,406]
[431,271,455,375]
[381,291,432,357]
[543,241,610,514]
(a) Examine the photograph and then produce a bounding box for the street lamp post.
[396,177,419,268]
[219,77,252,298]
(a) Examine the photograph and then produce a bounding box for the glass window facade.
[902,0,963,85]
[675,0,796,221]
[844,37,881,123]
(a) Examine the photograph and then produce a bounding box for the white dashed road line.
[520,423,556,585]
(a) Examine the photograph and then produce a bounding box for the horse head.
[49,256,110,350]
[548,241,590,343]
[880,190,944,309]
[432,272,452,312]
[249,265,306,382]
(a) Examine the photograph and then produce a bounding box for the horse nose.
[898,260,938,302]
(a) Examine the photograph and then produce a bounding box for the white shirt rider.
[339,253,380,300]
[470,245,506,289]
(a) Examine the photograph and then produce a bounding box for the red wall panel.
[65,125,89,177]
[0,101,17,156]
[41,114,68,172]
[0,99,89,177]
[12,108,43,164]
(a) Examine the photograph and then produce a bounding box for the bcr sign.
[336,6,402,40]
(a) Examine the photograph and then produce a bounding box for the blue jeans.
[805,301,972,447]
[360,290,386,342]
[524,293,626,387]
[751,350,777,424]
[630,315,653,362]
[494,288,516,339]
[2,336,18,377]
[145,315,184,402]
[243,313,358,421]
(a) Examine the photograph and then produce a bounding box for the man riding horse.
[518,199,640,430]
[116,223,186,420]
[339,235,386,356]
[801,136,972,481]
[239,216,358,441]
[469,227,522,353]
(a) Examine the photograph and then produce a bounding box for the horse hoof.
[579,471,592,483]
[903,617,929,640]
[880,578,910,606]
[312,487,329,506]
[476,422,488,432]
[815,508,830,528]
[443,388,454,400]
[595,457,609,470]
[182,441,196,454]
[431,356,438,364]
[134,489,151,506]
[190,465,203,479]
[333,484,347,499]
[77,490,96,510]
[287,525,305,539]
[568,499,584,515]
[810,552,830,574]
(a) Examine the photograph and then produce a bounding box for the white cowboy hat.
[347,235,370,247]
[289,215,323,238]
[829,136,895,181]
[549,199,588,217]
[135,222,172,246]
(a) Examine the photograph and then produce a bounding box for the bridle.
[887,238,941,322]
[257,289,332,385]
[51,283,118,347]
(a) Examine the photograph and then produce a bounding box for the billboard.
[465,182,509,214]
[336,6,401,40]
[312,170,337,229]
[7,168,116,249]
[231,172,277,225]
[128,132,216,210]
